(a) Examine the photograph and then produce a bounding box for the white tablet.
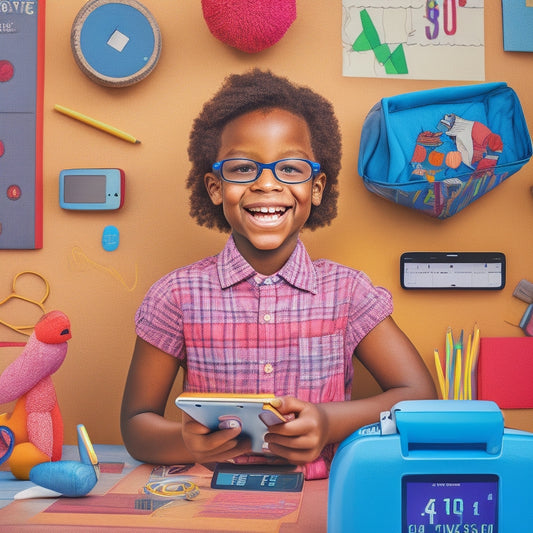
[175,393,287,454]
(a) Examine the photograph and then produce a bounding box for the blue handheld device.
[59,168,125,210]
[328,400,533,532]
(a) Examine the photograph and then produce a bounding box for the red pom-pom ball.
[0,60,14,82]
[201,0,296,53]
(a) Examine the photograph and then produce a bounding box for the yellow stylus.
[54,104,140,144]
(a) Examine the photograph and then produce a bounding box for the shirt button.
[263,313,272,322]
[264,363,274,374]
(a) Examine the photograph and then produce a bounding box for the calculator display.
[402,474,498,532]
[211,464,303,492]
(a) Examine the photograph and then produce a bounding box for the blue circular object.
[71,0,161,87]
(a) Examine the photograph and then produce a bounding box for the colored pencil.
[54,104,140,144]
[434,349,447,399]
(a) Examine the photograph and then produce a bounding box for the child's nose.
[252,168,282,190]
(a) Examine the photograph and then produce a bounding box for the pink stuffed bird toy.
[0,310,71,479]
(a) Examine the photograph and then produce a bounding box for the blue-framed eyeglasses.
[212,158,321,184]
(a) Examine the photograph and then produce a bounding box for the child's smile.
[247,205,288,218]
[245,205,289,224]
[204,108,326,274]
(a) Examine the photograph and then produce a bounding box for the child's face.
[204,108,326,271]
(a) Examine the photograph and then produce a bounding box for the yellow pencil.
[454,348,462,400]
[434,349,447,399]
[470,324,481,399]
[445,328,453,399]
[463,334,470,400]
[54,104,140,144]
[465,332,473,400]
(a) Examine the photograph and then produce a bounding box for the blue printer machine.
[328,400,533,532]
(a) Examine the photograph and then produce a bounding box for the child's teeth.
[248,207,287,216]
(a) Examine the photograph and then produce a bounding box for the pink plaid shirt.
[136,236,392,477]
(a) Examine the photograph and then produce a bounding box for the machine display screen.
[400,252,505,290]
[63,174,107,204]
[402,474,498,532]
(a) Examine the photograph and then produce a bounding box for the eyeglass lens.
[221,159,313,183]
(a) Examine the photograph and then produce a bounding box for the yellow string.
[70,246,138,292]
[0,271,50,336]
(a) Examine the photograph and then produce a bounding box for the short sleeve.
[347,270,393,345]
[135,273,185,358]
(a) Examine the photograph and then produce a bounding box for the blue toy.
[14,424,99,499]
[328,400,533,532]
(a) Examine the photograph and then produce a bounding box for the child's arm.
[120,337,193,464]
[264,316,437,465]
[121,337,252,465]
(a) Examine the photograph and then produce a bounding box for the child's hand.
[181,412,252,463]
[264,396,328,465]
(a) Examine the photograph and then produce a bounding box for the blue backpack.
[358,82,532,218]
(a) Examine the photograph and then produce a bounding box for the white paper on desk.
[14,485,62,500]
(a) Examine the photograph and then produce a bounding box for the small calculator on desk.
[211,463,303,492]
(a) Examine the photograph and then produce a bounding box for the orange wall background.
[1,0,532,445]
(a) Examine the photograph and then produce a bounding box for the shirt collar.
[217,236,318,294]
[217,236,256,288]
[278,239,318,294]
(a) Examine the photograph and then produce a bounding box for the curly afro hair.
[186,69,342,232]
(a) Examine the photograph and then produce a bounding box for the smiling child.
[121,69,436,479]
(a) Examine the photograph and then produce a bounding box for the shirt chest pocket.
[297,332,344,386]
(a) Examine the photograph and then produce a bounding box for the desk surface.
[0,445,328,532]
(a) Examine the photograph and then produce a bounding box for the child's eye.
[276,160,308,178]
[226,161,257,175]
[236,165,255,174]
[279,164,301,175]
